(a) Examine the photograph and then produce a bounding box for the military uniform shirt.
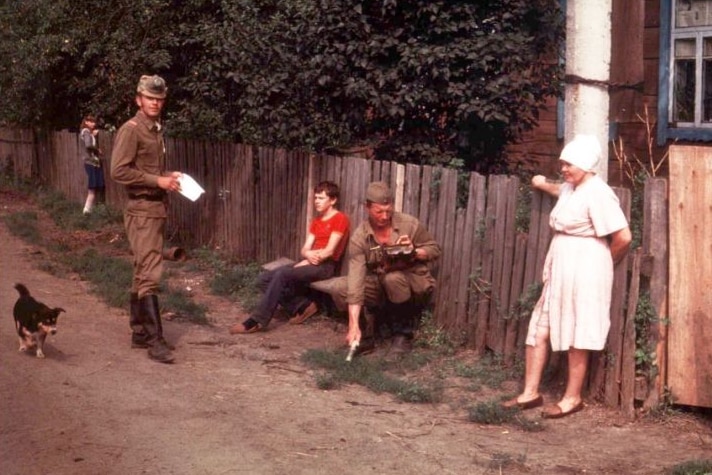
[110,111,167,218]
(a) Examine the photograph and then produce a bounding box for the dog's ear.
[53,308,66,315]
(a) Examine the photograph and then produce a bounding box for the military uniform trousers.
[333,266,435,310]
[125,214,165,298]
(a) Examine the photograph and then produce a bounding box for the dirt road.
[1,211,711,474]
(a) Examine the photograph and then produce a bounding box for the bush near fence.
[0,127,668,414]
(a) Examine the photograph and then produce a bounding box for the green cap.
[366,181,392,204]
[137,75,167,99]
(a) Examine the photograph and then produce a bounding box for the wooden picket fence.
[0,127,669,414]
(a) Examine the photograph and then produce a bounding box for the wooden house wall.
[506,0,669,187]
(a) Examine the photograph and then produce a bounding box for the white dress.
[526,176,629,351]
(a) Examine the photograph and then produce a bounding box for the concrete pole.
[564,0,612,180]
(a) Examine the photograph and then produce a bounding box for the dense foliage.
[0,0,563,172]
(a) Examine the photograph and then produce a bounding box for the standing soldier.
[111,75,183,364]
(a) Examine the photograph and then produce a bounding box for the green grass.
[0,171,39,194]
[160,285,208,324]
[468,400,544,432]
[4,211,43,245]
[183,246,230,272]
[302,348,442,403]
[468,400,517,424]
[38,190,122,231]
[666,460,712,475]
[488,451,528,472]
[209,261,262,312]
[415,310,461,354]
[60,248,133,308]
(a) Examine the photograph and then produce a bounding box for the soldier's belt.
[128,192,165,202]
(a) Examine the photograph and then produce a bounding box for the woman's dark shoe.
[229,318,262,334]
[501,395,544,410]
[541,401,584,419]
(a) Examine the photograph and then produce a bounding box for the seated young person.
[229,181,349,334]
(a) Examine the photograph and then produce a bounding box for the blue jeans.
[252,261,336,327]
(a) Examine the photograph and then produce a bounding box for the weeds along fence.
[0,127,668,414]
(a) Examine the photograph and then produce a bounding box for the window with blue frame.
[659,0,712,142]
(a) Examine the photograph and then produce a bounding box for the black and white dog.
[13,283,65,358]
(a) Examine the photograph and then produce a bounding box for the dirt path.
[1,205,711,474]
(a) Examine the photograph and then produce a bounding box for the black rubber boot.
[386,300,421,358]
[388,334,413,357]
[139,294,175,364]
[353,307,376,357]
[388,301,417,339]
[130,292,149,349]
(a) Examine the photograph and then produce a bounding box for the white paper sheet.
[178,173,205,202]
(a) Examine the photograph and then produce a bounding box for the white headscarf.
[559,134,601,172]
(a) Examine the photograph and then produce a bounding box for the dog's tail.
[14,283,30,297]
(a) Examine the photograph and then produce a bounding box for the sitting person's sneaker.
[229,317,262,334]
[289,301,318,325]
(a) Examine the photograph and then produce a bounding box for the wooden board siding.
[505,96,562,178]
[601,188,632,407]
[668,145,712,407]
[642,177,669,409]
[464,173,488,343]
[610,0,645,123]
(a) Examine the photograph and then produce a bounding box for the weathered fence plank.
[668,145,712,408]
[449,208,468,333]
[474,178,497,354]
[433,168,458,326]
[403,164,421,217]
[464,173,487,344]
[622,248,643,418]
[415,166,429,229]
[504,233,528,363]
[642,177,668,409]
[516,190,554,354]
[600,188,632,407]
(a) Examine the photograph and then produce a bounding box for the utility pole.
[564,0,612,180]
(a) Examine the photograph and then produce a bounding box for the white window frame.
[658,0,712,142]
[669,27,712,126]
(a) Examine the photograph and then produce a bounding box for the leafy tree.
[0,0,563,173]
[308,0,564,172]
[214,0,563,172]
[0,0,177,130]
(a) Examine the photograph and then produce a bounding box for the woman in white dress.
[502,134,632,418]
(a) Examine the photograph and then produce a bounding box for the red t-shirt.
[310,211,350,262]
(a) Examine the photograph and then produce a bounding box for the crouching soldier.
[340,181,441,357]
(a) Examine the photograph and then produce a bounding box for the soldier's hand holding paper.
[178,173,205,202]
